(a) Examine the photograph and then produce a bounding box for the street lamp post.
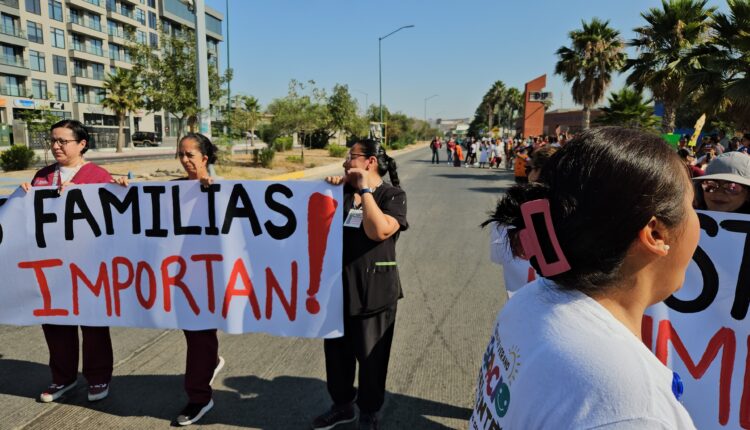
[378,25,414,130]
[424,94,438,124]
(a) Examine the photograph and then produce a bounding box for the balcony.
[67,0,103,15]
[0,84,28,97]
[0,55,29,76]
[109,57,131,69]
[0,24,27,47]
[69,46,108,63]
[67,20,104,37]
[0,0,20,18]
[105,8,140,28]
[71,74,104,88]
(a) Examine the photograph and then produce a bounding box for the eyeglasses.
[701,180,746,195]
[345,152,368,162]
[49,138,80,147]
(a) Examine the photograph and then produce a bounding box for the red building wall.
[523,74,546,138]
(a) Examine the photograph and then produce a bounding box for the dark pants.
[447,149,453,162]
[431,149,440,164]
[42,324,113,385]
[324,316,396,414]
[183,329,219,404]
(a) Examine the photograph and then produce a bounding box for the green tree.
[128,28,230,142]
[102,67,142,153]
[555,18,626,130]
[326,84,367,141]
[595,87,660,129]
[625,0,715,133]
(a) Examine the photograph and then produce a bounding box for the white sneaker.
[176,399,214,426]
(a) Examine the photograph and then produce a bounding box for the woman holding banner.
[471,127,698,429]
[117,133,225,426]
[20,119,115,403]
[693,152,750,214]
[313,139,408,430]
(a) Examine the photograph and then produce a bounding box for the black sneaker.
[311,403,356,430]
[176,399,214,426]
[358,412,379,430]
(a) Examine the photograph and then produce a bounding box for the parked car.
[131,131,162,147]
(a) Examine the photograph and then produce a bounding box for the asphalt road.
[0,148,513,430]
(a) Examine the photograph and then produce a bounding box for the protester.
[478,140,489,168]
[113,133,225,426]
[678,148,704,178]
[20,119,115,403]
[739,133,750,154]
[472,127,698,429]
[314,139,408,430]
[429,136,441,165]
[513,146,529,183]
[693,151,750,214]
[446,137,455,164]
[453,143,464,167]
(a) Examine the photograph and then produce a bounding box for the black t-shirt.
[342,182,408,316]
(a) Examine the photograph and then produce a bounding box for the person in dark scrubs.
[312,139,408,430]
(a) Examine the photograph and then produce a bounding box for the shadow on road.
[435,173,507,181]
[466,187,507,195]
[0,358,470,429]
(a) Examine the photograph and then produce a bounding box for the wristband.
[358,187,373,196]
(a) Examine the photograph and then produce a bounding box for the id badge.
[344,209,363,228]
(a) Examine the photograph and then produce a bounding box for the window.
[52,55,66,75]
[92,63,104,80]
[107,19,117,37]
[149,32,157,49]
[25,0,41,15]
[51,27,65,48]
[135,8,145,25]
[94,87,105,103]
[75,85,87,103]
[55,82,69,102]
[2,75,21,96]
[69,8,81,25]
[1,14,17,36]
[136,29,145,44]
[147,11,156,29]
[73,60,86,77]
[89,14,101,31]
[27,21,43,43]
[71,34,83,51]
[106,0,115,10]
[90,39,103,56]
[48,0,63,22]
[29,50,45,72]
[148,0,155,7]
[32,79,47,99]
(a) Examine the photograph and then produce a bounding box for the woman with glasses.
[694,152,750,214]
[20,119,115,404]
[312,139,407,430]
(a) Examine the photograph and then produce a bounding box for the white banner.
[645,211,750,429]
[0,181,343,338]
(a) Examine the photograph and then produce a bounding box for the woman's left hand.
[112,177,129,187]
[199,176,214,187]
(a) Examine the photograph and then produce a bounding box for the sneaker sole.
[88,387,109,402]
[209,356,225,386]
[311,415,357,430]
[39,381,78,403]
[177,399,214,426]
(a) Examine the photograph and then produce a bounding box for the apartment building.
[0,0,222,148]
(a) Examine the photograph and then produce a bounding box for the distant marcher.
[513,147,529,183]
[678,148,704,178]
[446,137,455,164]
[20,120,115,404]
[454,144,464,167]
[478,141,489,168]
[429,136,441,164]
[739,133,750,154]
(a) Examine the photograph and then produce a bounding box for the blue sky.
[205,0,727,120]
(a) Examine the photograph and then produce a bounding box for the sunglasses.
[701,180,746,195]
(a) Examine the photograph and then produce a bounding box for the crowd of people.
[477,126,750,428]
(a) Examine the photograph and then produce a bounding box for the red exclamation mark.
[306,192,338,314]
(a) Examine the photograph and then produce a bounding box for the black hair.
[529,145,559,170]
[51,119,90,154]
[483,126,690,294]
[353,138,401,188]
[178,133,218,164]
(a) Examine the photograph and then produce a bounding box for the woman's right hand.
[112,177,129,187]
[325,175,345,186]
[20,182,31,193]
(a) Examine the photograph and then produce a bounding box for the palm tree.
[595,87,660,129]
[102,68,142,153]
[688,0,750,129]
[555,18,626,130]
[242,95,261,146]
[484,81,506,130]
[624,0,715,133]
